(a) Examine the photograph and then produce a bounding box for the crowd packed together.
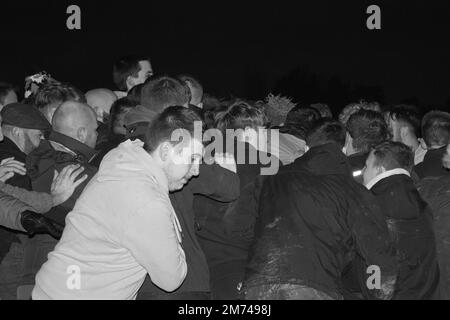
[0,54,449,300]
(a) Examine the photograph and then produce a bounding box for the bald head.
[52,101,98,148]
[85,88,117,122]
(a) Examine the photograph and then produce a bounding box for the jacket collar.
[48,131,97,163]
[293,143,352,176]
[366,168,411,190]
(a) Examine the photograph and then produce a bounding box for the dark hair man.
[32,106,204,300]
[33,82,86,123]
[178,74,204,108]
[345,109,391,182]
[194,101,280,299]
[224,119,397,300]
[384,104,426,165]
[0,82,18,111]
[362,141,440,299]
[413,110,450,179]
[112,55,153,98]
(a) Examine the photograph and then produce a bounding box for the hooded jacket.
[32,139,187,300]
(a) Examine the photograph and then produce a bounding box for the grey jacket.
[0,182,53,232]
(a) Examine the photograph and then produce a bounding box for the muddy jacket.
[226,143,397,299]
[26,131,98,225]
[417,176,450,299]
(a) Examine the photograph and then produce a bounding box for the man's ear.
[77,127,87,144]
[400,126,409,141]
[12,127,21,138]
[126,76,136,91]
[158,142,171,162]
[197,102,204,109]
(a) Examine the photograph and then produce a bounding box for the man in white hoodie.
[32,106,204,300]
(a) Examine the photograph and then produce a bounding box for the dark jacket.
[137,163,240,298]
[370,174,441,299]
[414,146,450,179]
[0,137,32,190]
[227,143,397,299]
[417,176,450,299]
[347,151,369,184]
[25,131,98,225]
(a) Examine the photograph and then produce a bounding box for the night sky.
[1,1,450,110]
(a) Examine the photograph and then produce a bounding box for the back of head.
[177,74,204,107]
[0,82,18,108]
[385,104,422,138]
[113,54,152,92]
[215,100,268,133]
[339,100,381,126]
[144,106,203,153]
[284,105,321,140]
[140,75,190,113]
[372,141,414,172]
[34,82,86,122]
[127,83,144,105]
[306,118,346,149]
[421,110,450,149]
[109,97,137,135]
[310,103,333,119]
[52,101,98,148]
[85,88,118,121]
[346,109,390,154]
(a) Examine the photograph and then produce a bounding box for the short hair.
[346,109,390,153]
[127,83,144,105]
[215,100,268,133]
[310,103,333,119]
[282,105,321,139]
[339,100,381,125]
[109,97,137,134]
[385,104,422,138]
[306,118,346,148]
[421,110,450,148]
[0,82,17,105]
[371,141,414,172]
[140,75,190,113]
[144,106,203,153]
[33,82,86,110]
[178,74,203,105]
[113,55,151,91]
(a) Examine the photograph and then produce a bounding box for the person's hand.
[0,157,26,182]
[20,210,64,239]
[51,164,88,206]
[443,144,450,169]
[214,152,237,173]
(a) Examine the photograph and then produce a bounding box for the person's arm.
[189,163,240,202]
[0,191,30,231]
[223,174,265,243]
[348,191,398,300]
[122,195,187,292]
[0,182,53,214]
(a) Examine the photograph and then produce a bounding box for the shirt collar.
[49,131,97,162]
[365,168,411,190]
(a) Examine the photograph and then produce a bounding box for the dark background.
[1,0,450,114]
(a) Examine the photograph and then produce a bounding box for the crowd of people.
[0,54,449,300]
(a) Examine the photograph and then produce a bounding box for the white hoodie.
[32,140,187,300]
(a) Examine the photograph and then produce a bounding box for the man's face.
[128,60,153,90]
[20,129,44,155]
[387,117,402,142]
[362,151,383,186]
[0,90,18,111]
[164,136,204,192]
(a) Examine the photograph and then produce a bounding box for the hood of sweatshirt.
[96,139,168,193]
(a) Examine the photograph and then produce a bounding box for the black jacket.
[0,137,32,190]
[26,131,98,225]
[227,143,397,299]
[417,176,450,299]
[138,163,240,297]
[370,174,441,299]
[414,146,450,179]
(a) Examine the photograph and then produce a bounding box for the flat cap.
[1,103,51,130]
